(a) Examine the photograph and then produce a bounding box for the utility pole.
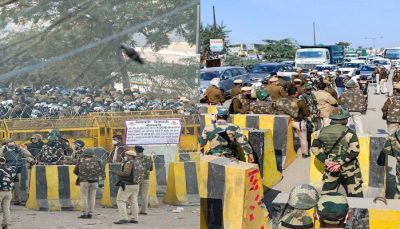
[365,36,383,49]
[213,5,216,30]
[313,22,316,46]
[195,1,200,54]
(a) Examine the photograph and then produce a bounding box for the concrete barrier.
[175,152,201,162]
[164,161,200,205]
[200,155,268,229]
[101,162,159,208]
[200,114,297,171]
[197,104,221,114]
[310,135,387,197]
[270,193,400,229]
[26,165,81,211]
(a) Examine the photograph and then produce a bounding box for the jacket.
[314,90,338,118]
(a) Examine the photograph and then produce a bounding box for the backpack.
[131,159,145,185]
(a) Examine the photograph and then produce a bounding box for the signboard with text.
[125,119,182,145]
[210,39,224,52]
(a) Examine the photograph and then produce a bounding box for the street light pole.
[365,36,383,49]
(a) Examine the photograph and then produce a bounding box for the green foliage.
[336,41,352,49]
[200,23,228,62]
[224,55,262,72]
[257,38,299,62]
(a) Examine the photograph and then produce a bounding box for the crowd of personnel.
[199,64,400,227]
[0,85,197,119]
[0,130,154,228]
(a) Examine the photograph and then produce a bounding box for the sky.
[201,0,400,49]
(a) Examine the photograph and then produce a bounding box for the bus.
[383,47,400,67]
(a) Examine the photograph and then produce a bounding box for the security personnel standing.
[378,130,400,199]
[0,139,33,205]
[229,86,252,114]
[249,90,275,114]
[71,140,86,163]
[315,192,350,228]
[311,108,364,197]
[299,84,319,149]
[339,80,367,135]
[36,136,64,165]
[0,157,17,229]
[265,77,287,101]
[108,135,128,163]
[112,150,144,224]
[204,78,225,105]
[199,109,254,162]
[230,79,242,98]
[393,67,400,84]
[134,146,153,215]
[73,149,103,219]
[26,134,44,159]
[382,83,400,134]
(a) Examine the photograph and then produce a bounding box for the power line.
[0,0,198,81]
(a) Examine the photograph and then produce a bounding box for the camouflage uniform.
[249,100,275,114]
[311,117,363,197]
[37,144,64,165]
[0,161,17,228]
[382,93,400,134]
[199,119,253,159]
[393,70,400,84]
[383,130,400,198]
[339,83,367,135]
[137,151,153,214]
[71,148,86,164]
[74,149,103,217]
[316,192,349,226]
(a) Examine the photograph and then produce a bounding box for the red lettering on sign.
[254,194,260,202]
[248,169,259,176]
[249,205,255,211]
[249,213,254,221]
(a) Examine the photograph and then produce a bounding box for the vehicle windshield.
[314,66,334,71]
[384,49,400,60]
[251,65,277,73]
[360,65,374,71]
[296,51,324,58]
[342,63,360,68]
[200,71,222,80]
[373,60,389,65]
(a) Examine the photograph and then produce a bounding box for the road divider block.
[175,152,201,162]
[200,155,268,229]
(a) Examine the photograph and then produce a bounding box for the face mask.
[88,100,92,104]
[112,140,118,145]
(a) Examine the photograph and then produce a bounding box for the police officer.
[26,134,44,159]
[393,67,400,84]
[315,192,350,229]
[278,184,319,229]
[74,148,103,219]
[299,84,320,149]
[71,140,86,163]
[311,108,363,197]
[0,157,17,229]
[339,80,367,135]
[134,145,153,215]
[199,109,254,162]
[265,77,287,101]
[112,150,144,224]
[36,136,64,165]
[382,83,400,134]
[229,86,252,114]
[108,135,128,163]
[231,79,242,98]
[204,78,225,105]
[378,130,400,199]
[314,82,338,127]
[0,139,33,205]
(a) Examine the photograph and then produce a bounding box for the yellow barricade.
[175,152,201,162]
[164,161,200,205]
[200,155,268,229]
[26,165,81,211]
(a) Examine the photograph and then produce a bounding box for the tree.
[336,41,352,49]
[200,23,228,62]
[0,0,197,91]
[258,38,299,62]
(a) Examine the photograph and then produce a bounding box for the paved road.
[265,71,397,203]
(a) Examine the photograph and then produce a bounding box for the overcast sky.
[201,0,400,49]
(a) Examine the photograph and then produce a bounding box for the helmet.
[23,86,33,94]
[256,90,269,101]
[304,83,313,90]
[317,192,349,224]
[329,107,351,120]
[47,135,58,143]
[287,184,319,210]
[345,80,358,88]
[14,88,23,95]
[83,148,94,157]
[280,209,313,228]
[74,139,85,148]
[49,129,60,137]
[216,108,229,118]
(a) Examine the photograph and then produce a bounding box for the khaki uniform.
[265,84,287,101]
[393,71,400,84]
[325,87,338,100]
[311,124,363,197]
[314,90,338,126]
[229,94,251,114]
[204,85,225,105]
[230,87,241,98]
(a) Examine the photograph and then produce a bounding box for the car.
[281,60,296,66]
[372,58,391,72]
[338,62,362,77]
[199,66,250,97]
[360,64,375,82]
[249,63,295,87]
[313,64,338,76]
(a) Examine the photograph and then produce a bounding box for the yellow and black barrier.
[310,135,387,197]
[243,129,282,189]
[175,152,201,162]
[26,165,80,211]
[100,163,159,208]
[200,114,297,171]
[164,161,200,205]
[197,104,222,114]
[200,155,268,229]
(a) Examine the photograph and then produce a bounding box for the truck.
[295,45,344,70]
[383,47,400,67]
